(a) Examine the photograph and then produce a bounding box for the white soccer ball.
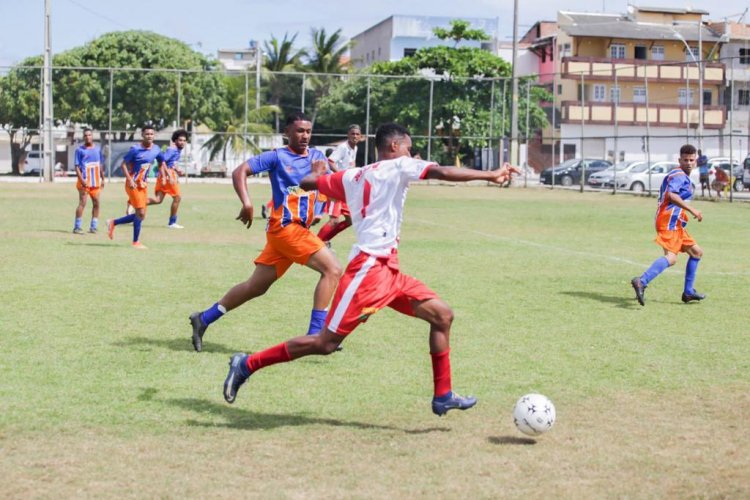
[513,393,556,436]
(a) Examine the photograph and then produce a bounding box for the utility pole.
[509,0,520,165]
[42,0,54,182]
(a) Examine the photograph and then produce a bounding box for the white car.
[587,160,646,188]
[608,161,699,192]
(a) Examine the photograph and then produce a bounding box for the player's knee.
[433,304,454,330]
[324,260,343,280]
[665,254,677,266]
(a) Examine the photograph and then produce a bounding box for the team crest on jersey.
[286,186,304,195]
[358,307,379,322]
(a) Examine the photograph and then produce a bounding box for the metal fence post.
[428,78,434,161]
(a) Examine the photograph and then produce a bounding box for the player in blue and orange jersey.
[148,129,188,229]
[631,144,705,306]
[106,124,165,249]
[72,128,105,234]
[189,112,342,352]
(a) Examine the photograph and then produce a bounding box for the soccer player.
[148,129,188,228]
[317,124,361,245]
[221,122,520,416]
[106,125,166,249]
[72,128,105,234]
[189,112,342,352]
[631,144,705,306]
[696,149,710,198]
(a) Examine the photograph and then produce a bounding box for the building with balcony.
[552,6,727,162]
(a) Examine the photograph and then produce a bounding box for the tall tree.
[264,33,306,131]
[304,27,350,125]
[433,19,491,47]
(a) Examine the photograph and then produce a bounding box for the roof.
[635,6,709,15]
[559,11,722,42]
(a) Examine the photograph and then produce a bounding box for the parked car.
[587,160,646,188]
[736,156,750,191]
[22,151,70,176]
[605,161,699,192]
[539,158,613,186]
[704,158,743,191]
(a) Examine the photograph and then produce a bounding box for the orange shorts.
[125,183,149,210]
[325,199,350,218]
[655,226,696,254]
[155,171,180,197]
[76,180,101,199]
[254,222,325,278]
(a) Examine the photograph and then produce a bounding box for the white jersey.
[329,141,357,171]
[318,156,436,258]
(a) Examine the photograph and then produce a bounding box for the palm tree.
[305,27,350,125]
[202,104,280,162]
[264,33,306,132]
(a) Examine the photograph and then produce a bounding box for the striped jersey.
[75,144,104,187]
[655,168,693,231]
[123,144,165,184]
[316,156,436,257]
[248,147,328,230]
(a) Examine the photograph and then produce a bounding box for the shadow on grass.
[114,336,237,355]
[164,395,450,434]
[487,435,537,445]
[561,291,637,308]
[65,241,114,247]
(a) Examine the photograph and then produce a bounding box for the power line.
[63,0,129,30]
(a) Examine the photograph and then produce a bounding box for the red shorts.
[125,183,149,210]
[655,226,696,254]
[326,250,439,335]
[155,171,180,197]
[254,222,325,278]
[325,199,350,218]
[76,180,101,199]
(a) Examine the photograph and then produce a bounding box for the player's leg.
[147,191,165,206]
[89,190,100,233]
[682,242,705,302]
[167,194,182,228]
[73,188,87,234]
[304,245,343,334]
[132,206,147,248]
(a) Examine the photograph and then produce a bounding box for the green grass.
[1,181,748,497]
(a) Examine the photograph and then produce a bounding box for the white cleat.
[167,223,184,229]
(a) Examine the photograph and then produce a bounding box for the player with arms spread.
[221,122,520,416]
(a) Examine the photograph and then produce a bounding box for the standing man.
[697,149,710,198]
[631,144,705,306]
[148,129,188,228]
[189,112,342,352]
[107,124,165,250]
[72,128,105,234]
[316,124,361,244]
[221,123,520,416]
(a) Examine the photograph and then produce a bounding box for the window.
[685,46,700,63]
[233,53,244,60]
[403,48,416,58]
[560,43,571,57]
[678,88,695,105]
[651,45,664,60]
[610,44,626,59]
[592,84,606,102]
[633,87,647,103]
[739,89,750,106]
[634,46,647,60]
[610,86,621,103]
[740,48,750,65]
[703,90,712,106]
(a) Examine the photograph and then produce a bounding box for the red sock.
[326,220,351,240]
[247,342,291,372]
[430,349,452,398]
[317,221,336,241]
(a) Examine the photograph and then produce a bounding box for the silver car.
[588,160,646,188]
[606,161,700,192]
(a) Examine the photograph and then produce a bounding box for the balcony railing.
[561,100,726,129]
[561,56,725,84]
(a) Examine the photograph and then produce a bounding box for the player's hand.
[311,159,328,176]
[236,204,254,228]
[491,162,521,185]
[128,179,136,190]
[138,181,147,190]
[691,208,703,222]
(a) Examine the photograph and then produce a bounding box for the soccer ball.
[513,393,556,436]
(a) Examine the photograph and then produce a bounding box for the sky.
[2,0,749,67]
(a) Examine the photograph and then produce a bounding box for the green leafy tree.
[0,62,43,174]
[264,33,306,132]
[433,19,491,47]
[304,27,350,125]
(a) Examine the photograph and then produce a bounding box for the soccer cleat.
[88,227,97,234]
[431,392,478,416]
[167,223,184,229]
[682,291,706,303]
[132,241,148,250]
[223,353,251,403]
[189,312,207,352]
[73,227,84,235]
[107,219,115,240]
[631,277,645,306]
[261,204,268,219]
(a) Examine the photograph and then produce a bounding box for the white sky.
[1,0,748,66]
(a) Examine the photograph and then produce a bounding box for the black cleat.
[631,277,645,306]
[189,312,207,352]
[223,353,250,403]
[681,291,706,303]
[431,392,477,416]
[261,204,267,219]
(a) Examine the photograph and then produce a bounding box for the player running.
[148,129,188,229]
[221,122,520,416]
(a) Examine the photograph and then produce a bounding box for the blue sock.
[201,302,226,326]
[114,213,136,225]
[90,218,98,230]
[640,256,670,287]
[133,218,142,242]
[433,391,453,402]
[307,309,327,335]
[169,215,177,225]
[74,217,82,230]
[684,257,700,294]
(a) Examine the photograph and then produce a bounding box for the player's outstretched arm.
[424,162,520,186]
[300,159,331,191]
[232,161,255,228]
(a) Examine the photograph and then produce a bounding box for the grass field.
[1,181,748,498]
